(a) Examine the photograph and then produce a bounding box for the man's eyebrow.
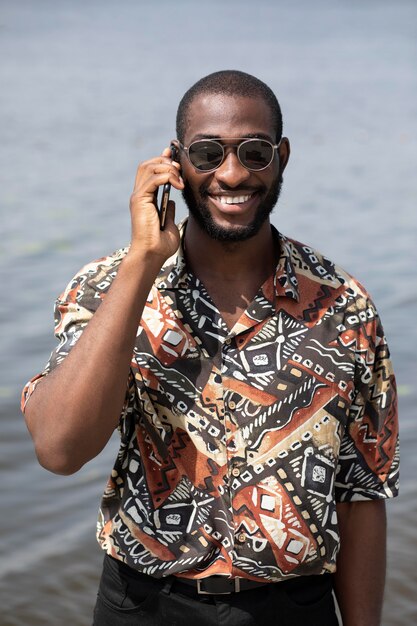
[189,132,274,142]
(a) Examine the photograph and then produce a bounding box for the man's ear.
[278,137,290,174]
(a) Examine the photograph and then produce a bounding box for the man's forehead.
[184,92,275,141]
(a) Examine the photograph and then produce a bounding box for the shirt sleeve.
[335,292,399,502]
[21,249,129,415]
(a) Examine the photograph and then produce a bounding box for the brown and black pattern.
[22,220,399,581]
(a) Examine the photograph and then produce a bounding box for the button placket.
[221,333,246,555]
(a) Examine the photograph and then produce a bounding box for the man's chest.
[132,286,355,458]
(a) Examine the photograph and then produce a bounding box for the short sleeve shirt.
[22,221,399,581]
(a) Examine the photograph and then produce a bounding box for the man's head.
[174,70,290,242]
[176,70,283,145]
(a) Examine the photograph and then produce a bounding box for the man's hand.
[128,146,184,260]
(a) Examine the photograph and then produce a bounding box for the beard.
[182,174,283,242]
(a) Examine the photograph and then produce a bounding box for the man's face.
[178,93,289,242]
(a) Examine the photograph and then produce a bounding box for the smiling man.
[179,92,284,243]
[22,71,399,626]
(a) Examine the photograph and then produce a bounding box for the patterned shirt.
[22,221,399,582]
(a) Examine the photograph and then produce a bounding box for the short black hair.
[176,70,283,143]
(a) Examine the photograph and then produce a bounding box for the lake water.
[1,1,416,624]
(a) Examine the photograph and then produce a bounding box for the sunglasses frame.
[178,137,281,172]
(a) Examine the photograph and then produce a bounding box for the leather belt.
[176,575,269,595]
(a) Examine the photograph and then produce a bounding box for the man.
[22,70,399,626]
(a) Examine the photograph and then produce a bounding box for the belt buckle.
[196,578,241,595]
[196,580,213,595]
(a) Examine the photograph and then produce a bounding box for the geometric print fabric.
[22,220,399,582]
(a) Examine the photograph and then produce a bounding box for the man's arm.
[24,148,184,475]
[334,500,387,626]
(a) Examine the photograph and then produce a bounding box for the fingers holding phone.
[129,145,183,259]
[159,144,179,230]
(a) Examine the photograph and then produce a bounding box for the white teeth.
[218,194,252,205]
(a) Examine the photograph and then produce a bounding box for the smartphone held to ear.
[158,144,178,230]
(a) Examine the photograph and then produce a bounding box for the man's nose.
[214,150,251,187]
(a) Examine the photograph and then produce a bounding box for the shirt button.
[225,338,232,345]
[228,400,236,410]
[237,532,246,543]
[231,467,240,477]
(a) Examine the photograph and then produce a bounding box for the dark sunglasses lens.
[188,141,224,171]
[239,140,274,170]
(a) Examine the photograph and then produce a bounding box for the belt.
[176,575,269,595]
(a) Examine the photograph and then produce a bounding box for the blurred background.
[1,1,416,624]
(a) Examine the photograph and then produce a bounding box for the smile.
[208,192,257,207]
[217,194,253,205]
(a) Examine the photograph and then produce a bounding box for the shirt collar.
[155,219,300,304]
[273,230,300,302]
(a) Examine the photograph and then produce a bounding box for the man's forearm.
[334,500,387,626]
[24,250,165,475]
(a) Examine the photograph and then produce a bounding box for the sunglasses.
[179,137,281,172]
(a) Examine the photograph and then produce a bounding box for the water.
[1,0,416,623]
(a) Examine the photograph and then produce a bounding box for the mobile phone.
[159,143,178,230]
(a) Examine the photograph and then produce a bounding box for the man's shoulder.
[280,235,372,306]
[282,233,369,299]
[57,246,130,308]
[76,246,130,280]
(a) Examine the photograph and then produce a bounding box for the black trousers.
[93,555,340,626]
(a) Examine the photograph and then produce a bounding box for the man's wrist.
[124,245,167,272]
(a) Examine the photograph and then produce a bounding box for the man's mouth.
[217,193,254,205]
[206,191,258,210]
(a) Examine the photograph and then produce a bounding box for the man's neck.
[184,217,278,283]
[183,217,278,330]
